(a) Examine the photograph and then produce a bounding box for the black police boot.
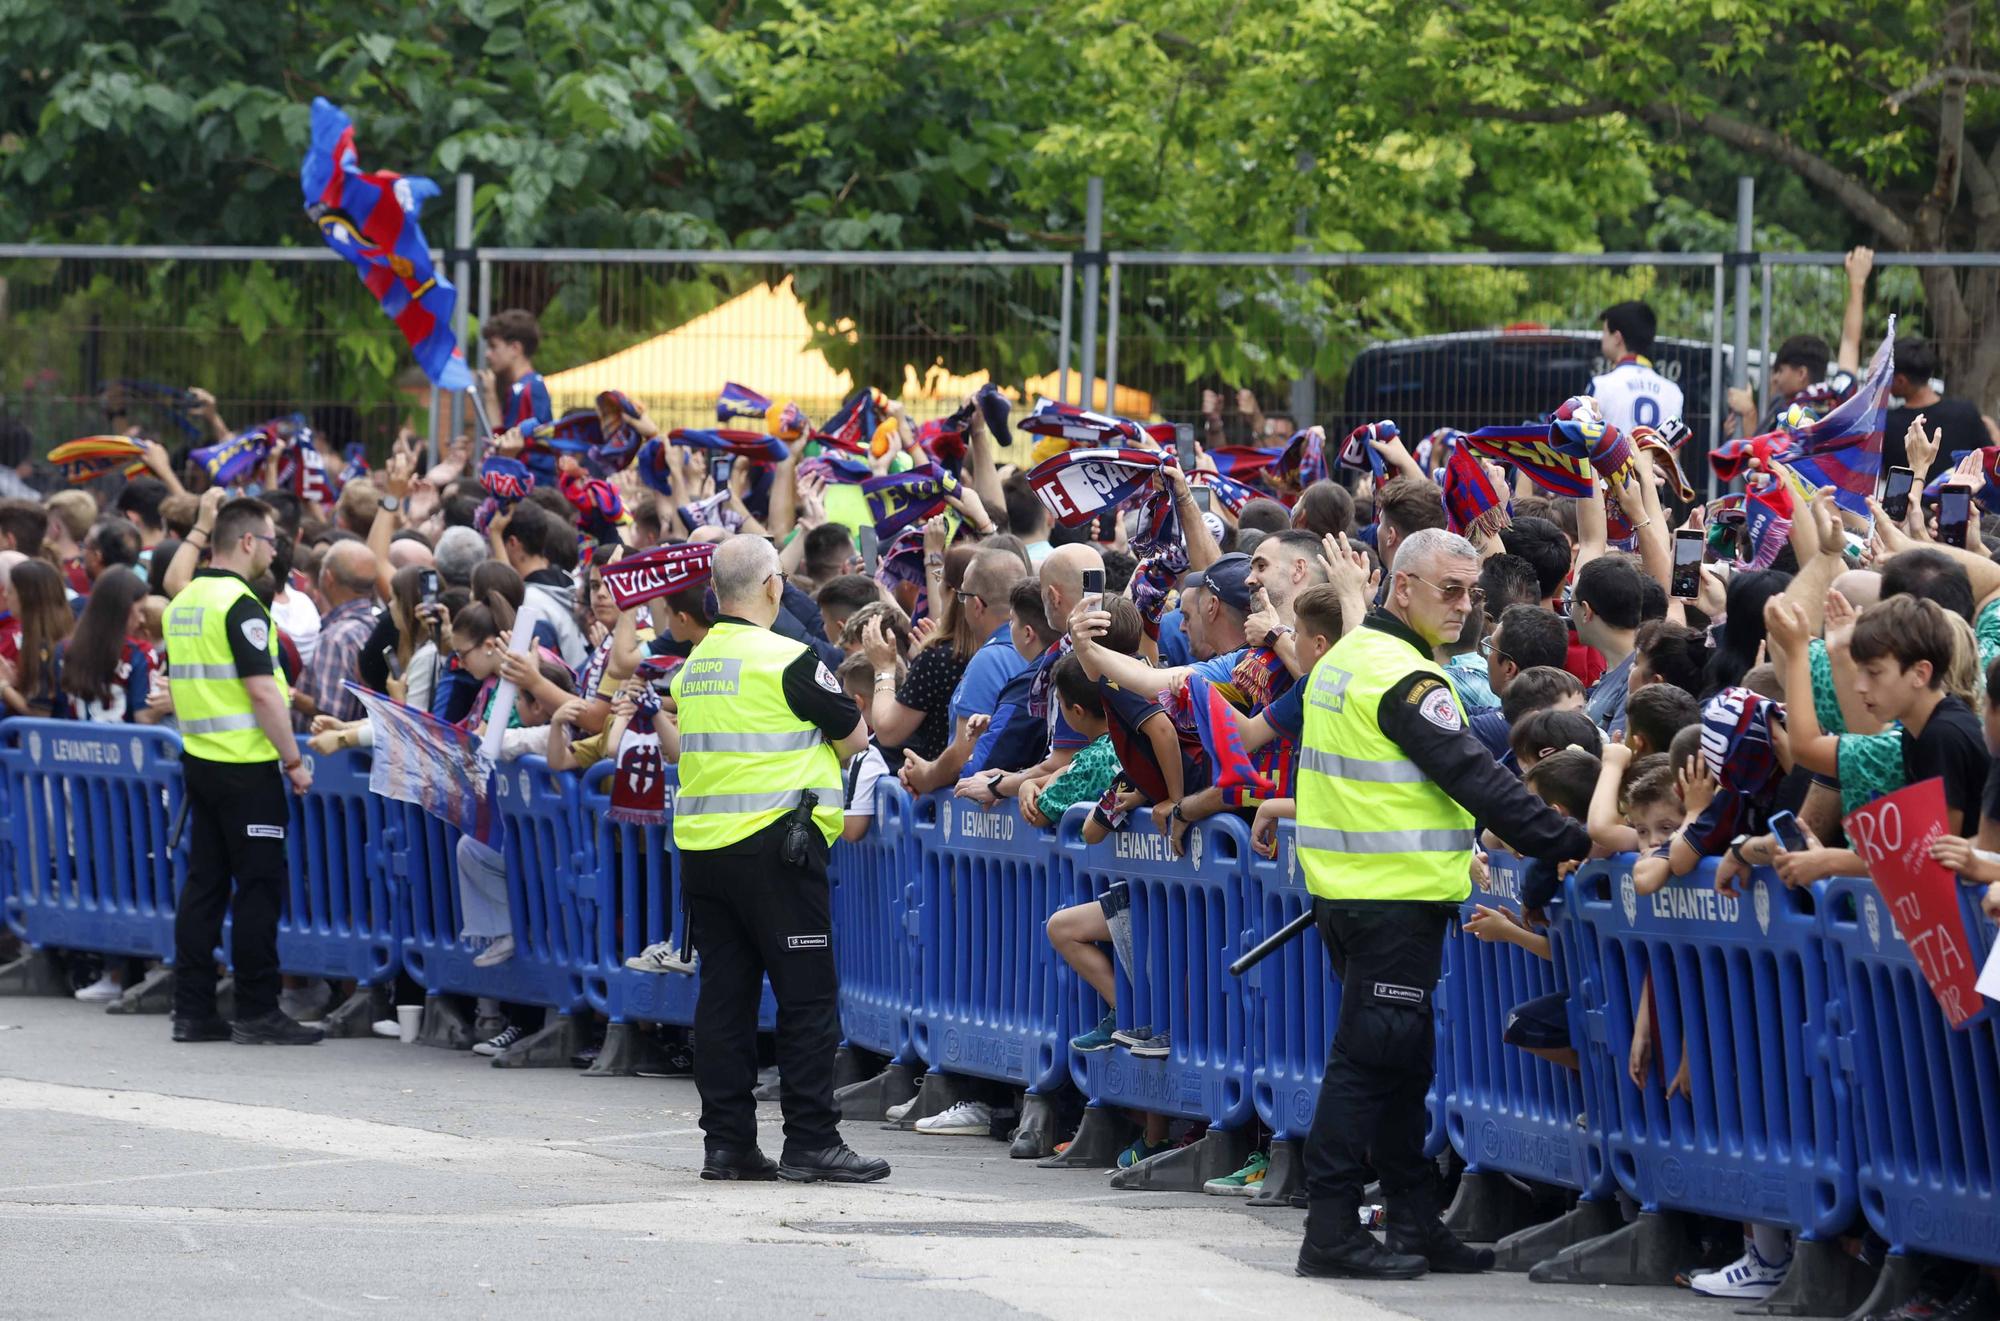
[172,1015,232,1043]
[231,1010,325,1046]
[777,1144,891,1184]
[1297,1200,1429,1280]
[701,1146,779,1181]
[1385,1186,1495,1273]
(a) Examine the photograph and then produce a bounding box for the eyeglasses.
[1478,635,1514,664]
[250,533,278,548]
[1410,574,1485,606]
[953,589,984,607]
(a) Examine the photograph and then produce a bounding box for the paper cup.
[397,1003,422,1044]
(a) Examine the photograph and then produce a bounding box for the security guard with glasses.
[669,535,888,1185]
[165,494,320,1047]
[1294,527,1589,1282]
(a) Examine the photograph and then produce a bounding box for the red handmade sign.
[601,542,714,611]
[1845,776,1983,1028]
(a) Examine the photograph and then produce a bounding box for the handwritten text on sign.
[1845,776,1983,1029]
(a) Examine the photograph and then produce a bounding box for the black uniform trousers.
[172,753,290,1022]
[681,815,842,1159]
[1301,897,1457,1243]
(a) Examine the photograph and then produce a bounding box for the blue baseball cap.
[1180,552,1254,612]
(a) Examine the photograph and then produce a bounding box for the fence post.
[1103,256,1120,414]
[1709,262,1726,501]
[449,172,474,465]
[1057,255,1074,409]
[1290,150,1317,428]
[1734,176,1754,399]
[1078,177,1103,409]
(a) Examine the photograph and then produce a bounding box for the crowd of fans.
[5,279,2000,1318]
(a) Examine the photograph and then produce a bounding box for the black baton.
[1229,909,1316,977]
[166,789,191,854]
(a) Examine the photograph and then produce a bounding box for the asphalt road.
[0,995,1720,1320]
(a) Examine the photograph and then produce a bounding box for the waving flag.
[1206,445,1282,478]
[667,428,790,464]
[1027,447,1167,528]
[49,435,150,486]
[1785,324,1893,516]
[1442,443,1508,538]
[864,464,959,540]
[301,98,471,391]
[1168,672,1273,798]
[601,541,715,610]
[349,683,498,847]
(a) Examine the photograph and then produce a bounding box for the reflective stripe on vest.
[164,573,288,763]
[671,621,844,851]
[1296,623,1475,903]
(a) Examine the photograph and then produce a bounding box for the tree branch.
[1886,66,2000,113]
[1641,101,1915,248]
[1461,101,1622,124]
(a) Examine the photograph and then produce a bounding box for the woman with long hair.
[1700,568,1791,698]
[57,570,164,724]
[859,542,981,761]
[0,561,75,718]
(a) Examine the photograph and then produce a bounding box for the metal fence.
[2,243,1995,481]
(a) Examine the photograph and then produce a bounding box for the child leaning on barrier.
[1586,746,1682,855]
[1017,655,1117,830]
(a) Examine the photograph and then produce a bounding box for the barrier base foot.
[835,1061,919,1122]
[583,1022,676,1078]
[1493,1196,1624,1273]
[1109,1126,1252,1193]
[418,995,475,1051]
[1736,1239,1875,1318]
[1245,1139,1305,1208]
[104,966,175,1015]
[753,1067,782,1103]
[0,948,67,997]
[1008,1091,1064,1160]
[490,1013,580,1069]
[214,977,236,1023]
[1843,1253,1924,1321]
[1445,1169,1547,1244]
[320,986,384,1040]
[1528,1209,1691,1287]
[883,1070,963,1130]
[832,1045,882,1094]
[1037,1107,1137,1170]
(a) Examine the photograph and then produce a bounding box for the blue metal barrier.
[276,747,399,985]
[1064,809,1255,1130]
[828,777,921,1063]
[1565,857,1856,1239]
[1242,821,1445,1153]
[1441,849,1611,1197]
[1825,876,2000,1266]
[396,757,587,1014]
[0,720,183,961]
[909,789,1087,1092]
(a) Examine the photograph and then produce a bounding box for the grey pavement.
[0,995,1721,1320]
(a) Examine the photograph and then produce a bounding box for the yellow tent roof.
[547,275,1153,424]
[545,277,854,417]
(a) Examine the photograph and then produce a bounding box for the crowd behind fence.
[3,719,1995,1311]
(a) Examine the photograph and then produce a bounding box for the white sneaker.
[473,935,516,968]
[371,1019,400,1039]
[885,1095,920,1123]
[1689,1244,1790,1299]
[914,1100,994,1136]
[624,941,696,974]
[74,973,122,1003]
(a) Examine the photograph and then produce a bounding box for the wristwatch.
[379,495,402,513]
[1263,624,1293,649]
[1727,834,1752,867]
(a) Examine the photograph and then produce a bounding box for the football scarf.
[1441,443,1508,538]
[864,464,959,540]
[1027,447,1166,528]
[601,541,716,611]
[606,692,670,826]
[667,428,791,464]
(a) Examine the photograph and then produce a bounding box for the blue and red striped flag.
[301,98,471,392]
[348,683,498,847]
[1169,672,1272,798]
[667,428,791,463]
[1784,324,1893,516]
[1206,445,1283,478]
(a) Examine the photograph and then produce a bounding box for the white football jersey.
[1589,358,1684,435]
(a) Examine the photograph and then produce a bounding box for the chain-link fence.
[3,244,1996,484]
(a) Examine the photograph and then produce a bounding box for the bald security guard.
[670,536,889,1184]
[1294,528,1591,1280]
[166,495,321,1046]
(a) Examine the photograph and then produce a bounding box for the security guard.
[166,495,320,1046]
[670,536,887,1184]
[1295,527,1589,1280]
